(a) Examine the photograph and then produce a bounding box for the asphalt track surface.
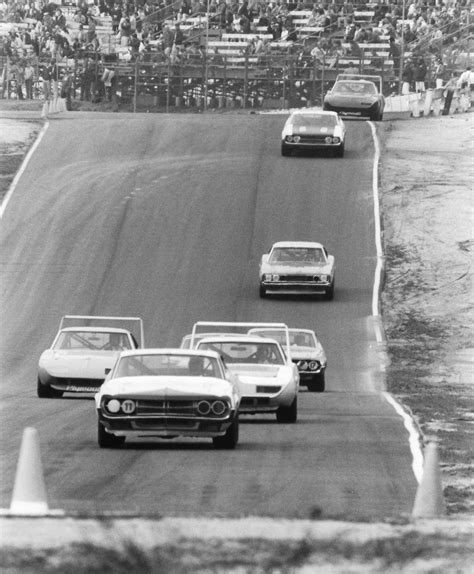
[0,113,418,520]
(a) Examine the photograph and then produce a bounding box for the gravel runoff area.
[0,105,472,573]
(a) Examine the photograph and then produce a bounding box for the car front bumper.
[324,102,381,118]
[261,280,331,294]
[40,374,103,393]
[282,139,343,150]
[239,385,297,414]
[98,412,236,438]
[298,367,326,383]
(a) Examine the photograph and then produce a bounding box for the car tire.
[213,415,239,449]
[98,420,125,448]
[37,378,63,398]
[276,397,297,423]
[335,144,345,158]
[259,284,267,298]
[325,280,335,301]
[281,143,291,157]
[307,372,325,393]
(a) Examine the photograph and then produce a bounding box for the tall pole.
[204,0,209,111]
[398,0,405,95]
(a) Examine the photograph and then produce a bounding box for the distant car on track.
[192,321,300,423]
[281,109,346,157]
[37,315,143,398]
[323,74,385,121]
[95,349,241,449]
[248,327,327,392]
[259,241,335,300]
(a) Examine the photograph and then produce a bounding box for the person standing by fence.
[414,56,427,93]
[24,60,35,99]
[434,57,446,89]
[401,58,414,95]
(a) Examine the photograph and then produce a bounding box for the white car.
[248,327,327,392]
[259,241,335,299]
[281,109,346,157]
[95,349,241,449]
[37,315,144,397]
[192,321,299,423]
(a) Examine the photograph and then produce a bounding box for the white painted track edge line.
[369,121,424,483]
[368,121,384,320]
[382,392,424,483]
[0,120,49,220]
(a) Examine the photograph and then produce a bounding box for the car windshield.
[54,331,131,351]
[198,341,284,365]
[114,354,221,378]
[291,114,336,128]
[334,81,376,95]
[269,247,325,264]
[251,330,315,348]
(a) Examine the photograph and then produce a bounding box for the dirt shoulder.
[379,113,473,515]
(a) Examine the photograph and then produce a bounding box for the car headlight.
[308,361,321,371]
[105,399,121,414]
[320,274,329,282]
[332,137,340,144]
[197,400,229,416]
[197,400,211,415]
[264,273,279,281]
[211,400,228,416]
[325,136,332,144]
[297,361,308,371]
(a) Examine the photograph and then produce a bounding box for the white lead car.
[37,315,144,397]
[191,321,300,423]
[259,241,335,300]
[95,349,241,449]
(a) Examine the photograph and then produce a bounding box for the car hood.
[39,350,119,378]
[97,376,236,402]
[261,262,332,274]
[290,125,337,135]
[290,346,326,362]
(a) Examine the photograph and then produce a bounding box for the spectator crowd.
[0,0,471,102]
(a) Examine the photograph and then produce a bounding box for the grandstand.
[0,0,472,109]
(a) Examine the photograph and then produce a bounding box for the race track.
[0,113,418,519]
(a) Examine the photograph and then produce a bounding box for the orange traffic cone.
[9,427,49,515]
[412,440,447,519]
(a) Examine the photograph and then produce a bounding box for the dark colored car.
[323,74,385,121]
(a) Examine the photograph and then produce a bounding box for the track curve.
[0,113,417,519]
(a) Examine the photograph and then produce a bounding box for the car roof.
[117,348,222,360]
[270,241,324,249]
[182,332,235,341]
[60,326,131,334]
[336,79,375,84]
[198,336,282,345]
[290,109,338,116]
[250,327,315,336]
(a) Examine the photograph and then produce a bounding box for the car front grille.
[133,418,198,429]
[278,275,323,282]
[297,135,332,144]
[136,400,196,416]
